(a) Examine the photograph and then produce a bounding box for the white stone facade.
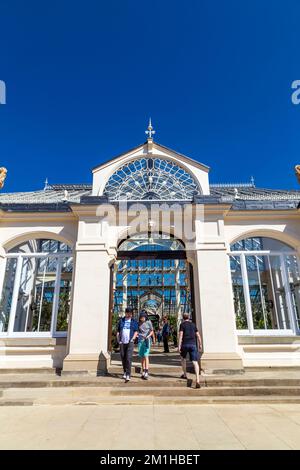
[1,140,300,372]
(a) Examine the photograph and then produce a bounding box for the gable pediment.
[92,141,210,197]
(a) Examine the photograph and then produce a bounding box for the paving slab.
[1,403,299,450]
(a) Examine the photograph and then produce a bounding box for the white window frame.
[230,249,300,336]
[0,252,73,338]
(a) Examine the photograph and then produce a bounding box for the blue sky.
[0,0,300,192]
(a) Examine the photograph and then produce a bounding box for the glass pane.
[13,256,57,332]
[56,257,73,332]
[246,255,269,329]
[268,255,290,329]
[230,255,247,329]
[103,157,200,201]
[118,233,185,251]
[285,255,300,330]
[9,238,72,254]
[231,237,293,252]
[0,258,17,332]
[111,257,193,337]
[245,254,289,330]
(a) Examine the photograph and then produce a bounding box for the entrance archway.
[108,233,195,351]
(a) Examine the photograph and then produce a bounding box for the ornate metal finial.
[44,178,50,191]
[145,118,155,140]
[63,189,68,201]
[0,167,7,189]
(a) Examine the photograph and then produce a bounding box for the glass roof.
[103,157,201,201]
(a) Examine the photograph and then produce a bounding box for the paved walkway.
[1,404,300,449]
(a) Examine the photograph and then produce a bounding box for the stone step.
[1,387,113,403]
[205,378,300,387]
[1,392,300,406]
[0,375,191,388]
[0,368,57,375]
[108,366,186,374]
[245,366,300,372]
[109,385,300,397]
[2,384,300,402]
[0,399,34,406]
[0,375,300,390]
[1,374,300,389]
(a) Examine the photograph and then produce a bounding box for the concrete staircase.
[0,365,300,406]
[0,350,299,405]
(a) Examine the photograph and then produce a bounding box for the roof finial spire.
[145,117,155,140]
[44,177,49,191]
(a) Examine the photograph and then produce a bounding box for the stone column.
[0,248,8,333]
[63,207,116,374]
[122,261,128,314]
[192,204,243,373]
[195,248,243,372]
[63,246,113,374]
[175,259,181,329]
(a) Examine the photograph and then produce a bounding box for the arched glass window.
[229,236,300,334]
[8,239,72,254]
[0,238,73,336]
[118,233,185,251]
[103,158,201,201]
[231,237,292,253]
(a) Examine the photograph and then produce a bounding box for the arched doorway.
[108,232,195,351]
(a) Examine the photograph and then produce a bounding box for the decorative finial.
[250,176,255,187]
[0,167,7,190]
[63,189,68,201]
[44,178,49,191]
[145,118,155,140]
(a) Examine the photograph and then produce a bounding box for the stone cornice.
[0,210,76,223]
[225,209,300,221]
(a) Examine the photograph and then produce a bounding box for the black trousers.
[119,342,134,376]
[163,336,169,353]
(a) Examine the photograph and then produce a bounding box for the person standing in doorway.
[162,316,170,353]
[117,307,138,383]
[138,310,154,380]
[172,326,178,348]
[157,327,162,346]
[178,313,202,389]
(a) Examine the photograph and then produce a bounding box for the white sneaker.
[122,373,127,380]
[125,375,131,382]
[141,371,145,379]
[144,372,149,380]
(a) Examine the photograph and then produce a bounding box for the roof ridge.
[210,182,254,188]
[47,184,92,190]
[92,140,210,172]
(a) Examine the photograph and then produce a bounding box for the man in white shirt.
[117,307,138,382]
